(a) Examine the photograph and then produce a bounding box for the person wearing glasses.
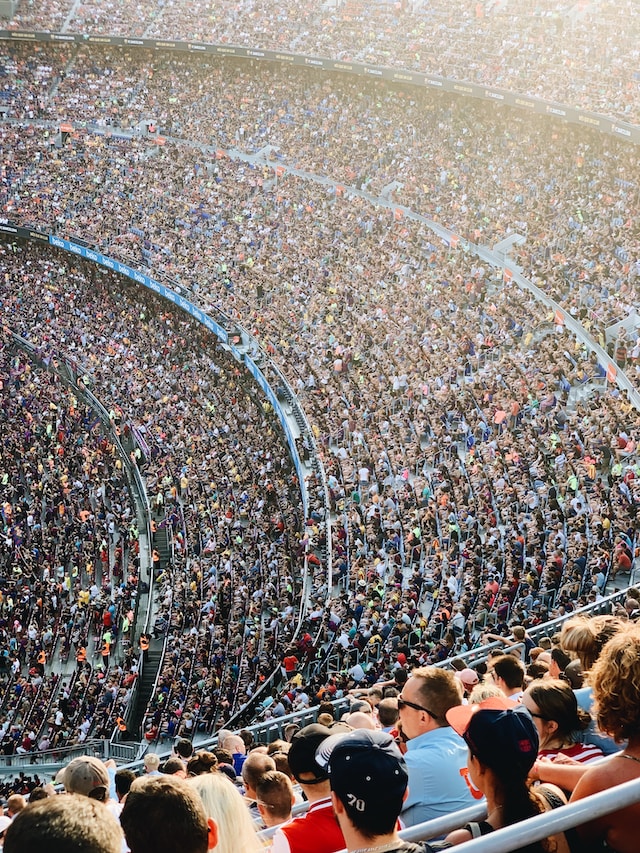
[398,667,479,826]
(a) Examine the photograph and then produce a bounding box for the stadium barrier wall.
[0,29,637,145]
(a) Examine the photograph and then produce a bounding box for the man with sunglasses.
[398,667,479,826]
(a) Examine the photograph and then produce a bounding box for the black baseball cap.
[287,724,335,783]
[316,729,408,821]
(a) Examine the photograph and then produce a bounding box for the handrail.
[260,802,490,843]
[399,777,640,852]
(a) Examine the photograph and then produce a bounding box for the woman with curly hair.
[522,679,603,765]
[569,622,640,852]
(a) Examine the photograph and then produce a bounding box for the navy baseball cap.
[447,696,538,776]
[316,729,408,820]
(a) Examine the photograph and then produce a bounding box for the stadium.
[0,0,639,850]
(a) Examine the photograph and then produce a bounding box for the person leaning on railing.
[568,622,640,852]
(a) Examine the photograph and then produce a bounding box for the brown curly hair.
[590,622,640,742]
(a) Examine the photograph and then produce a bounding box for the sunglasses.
[398,696,439,720]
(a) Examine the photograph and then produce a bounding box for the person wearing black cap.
[318,728,429,853]
[443,697,568,852]
[271,724,346,853]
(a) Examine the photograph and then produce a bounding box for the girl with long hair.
[444,697,569,853]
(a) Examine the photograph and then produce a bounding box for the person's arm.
[483,632,514,646]
[530,755,610,793]
[444,827,473,846]
[568,765,612,846]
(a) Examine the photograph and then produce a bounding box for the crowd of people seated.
[0,6,639,848]
[5,609,640,852]
[0,44,638,359]
[0,36,640,728]
[5,0,640,123]
[0,237,307,744]
[0,338,143,755]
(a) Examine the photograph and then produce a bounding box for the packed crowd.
[0,32,639,739]
[1,44,638,348]
[0,336,144,754]
[0,237,308,744]
[5,610,640,853]
[5,0,640,123]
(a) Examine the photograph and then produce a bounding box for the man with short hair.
[398,667,478,826]
[120,776,217,853]
[6,794,25,817]
[174,737,194,761]
[378,697,400,732]
[242,751,277,819]
[57,755,112,802]
[143,753,162,776]
[5,795,123,853]
[271,724,346,853]
[114,769,135,802]
[255,770,295,828]
[491,654,525,701]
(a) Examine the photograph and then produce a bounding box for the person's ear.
[331,791,345,817]
[207,817,218,850]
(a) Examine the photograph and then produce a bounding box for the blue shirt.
[402,726,480,826]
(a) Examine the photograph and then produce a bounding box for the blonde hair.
[590,622,640,742]
[560,615,624,671]
[189,773,262,853]
[468,683,503,704]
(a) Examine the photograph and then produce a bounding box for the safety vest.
[37,651,46,665]
[76,647,87,662]
[140,636,150,652]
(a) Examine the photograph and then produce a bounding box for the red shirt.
[272,798,345,853]
[283,655,299,673]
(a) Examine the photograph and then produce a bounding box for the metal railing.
[0,739,106,772]
[395,777,640,852]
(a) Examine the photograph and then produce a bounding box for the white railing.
[396,777,640,852]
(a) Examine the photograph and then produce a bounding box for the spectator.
[143,754,162,776]
[445,697,568,851]
[190,773,262,853]
[491,656,526,702]
[120,776,217,853]
[398,667,477,826]
[5,795,25,818]
[522,680,604,770]
[241,751,276,812]
[272,723,347,853]
[186,752,218,777]
[569,623,640,851]
[4,795,123,853]
[255,770,295,829]
[114,770,136,803]
[319,728,427,853]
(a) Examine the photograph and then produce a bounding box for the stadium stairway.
[126,647,162,740]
